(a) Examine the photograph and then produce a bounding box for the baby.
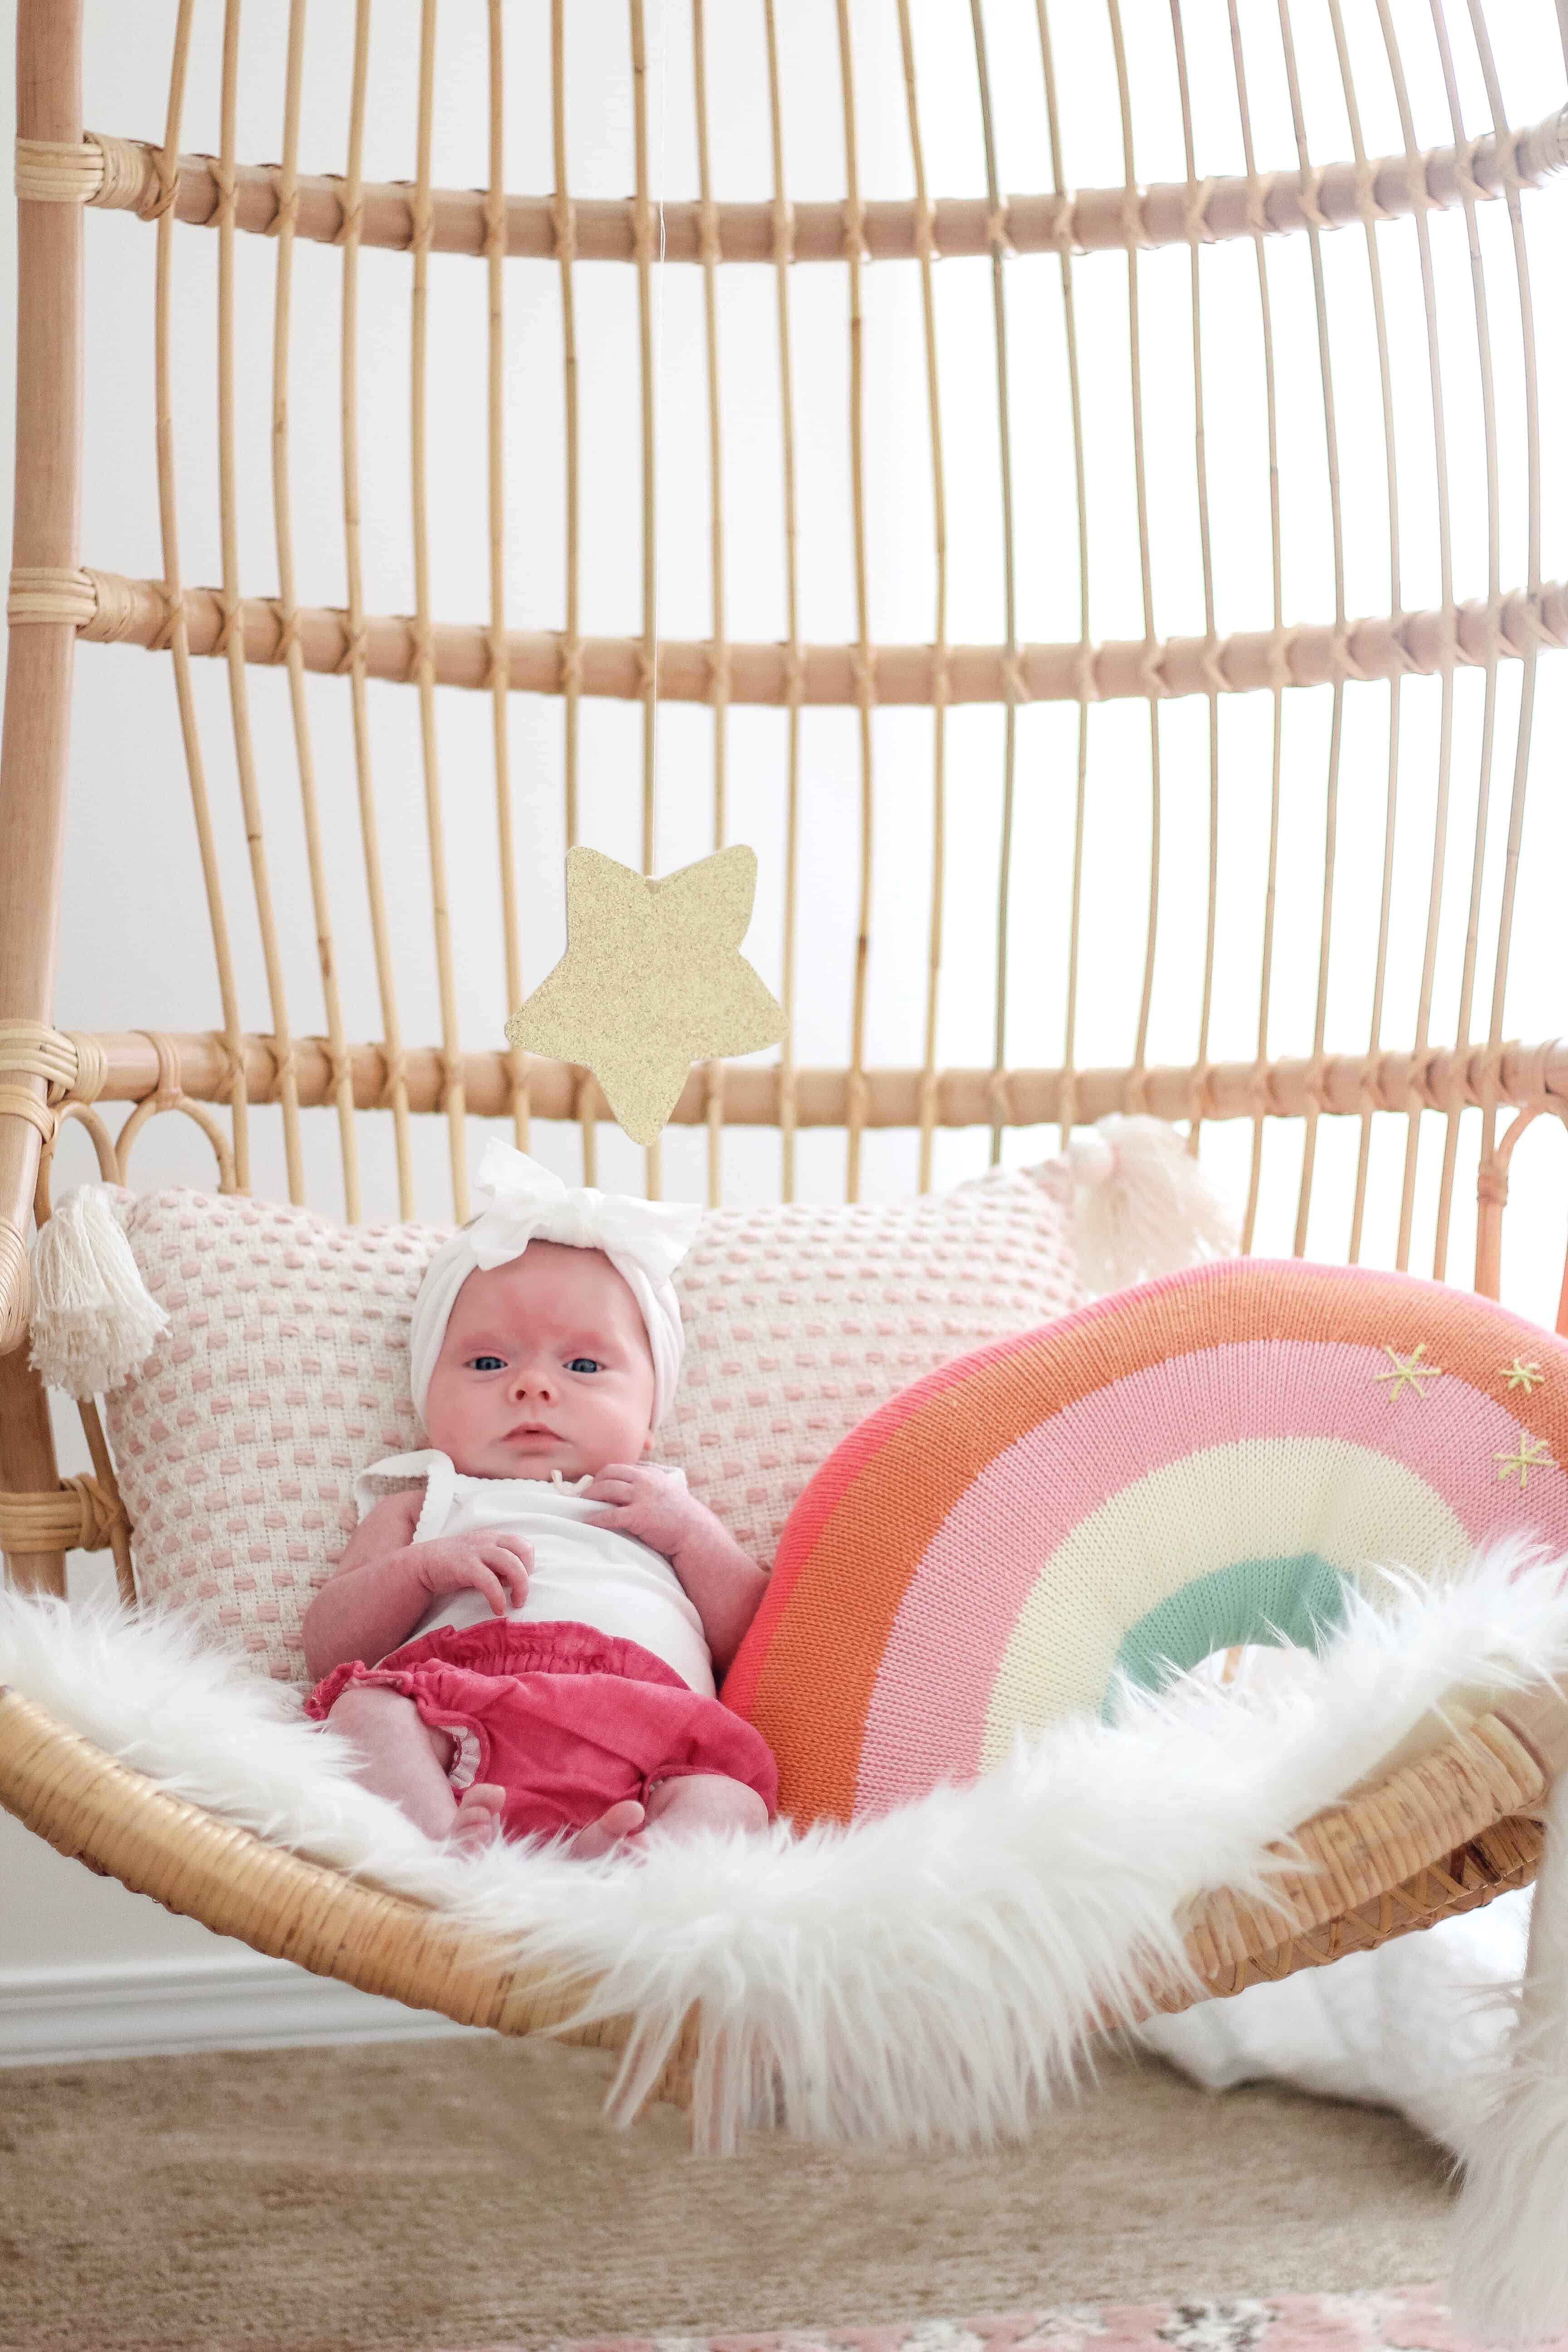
[301,1142,778,1856]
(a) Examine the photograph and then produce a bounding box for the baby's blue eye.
[566,1357,602,1375]
[468,1354,506,1373]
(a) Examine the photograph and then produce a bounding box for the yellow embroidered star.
[506,844,788,1147]
[1495,1437,1556,1490]
[1502,1358,1545,1393]
[1374,1343,1442,1401]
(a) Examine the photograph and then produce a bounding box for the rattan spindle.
[1426,0,1504,1291]
[630,0,661,1206]
[1106,0,1162,1147]
[1168,0,1222,1170]
[337,0,416,1219]
[895,0,948,1200]
[837,0,874,1207]
[273,0,361,1223]
[693,0,727,1208]
[1471,0,1545,1309]
[1327,1,1431,1277]
[411,0,470,1222]
[1274,0,1347,1264]
[217,0,306,1206]
[762,0,802,1205]
[970,1,1020,1176]
[152,0,252,1202]
[0,5,84,1356]
[488,0,529,1161]
[1228,0,1287,1258]
[1034,2,1093,1162]
[551,0,595,1189]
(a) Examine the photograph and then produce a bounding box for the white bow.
[407,1142,701,1429]
[467,1142,701,1286]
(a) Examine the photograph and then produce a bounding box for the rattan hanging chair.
[3,0,1568,2131]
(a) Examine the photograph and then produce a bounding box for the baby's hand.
[409,1532,532,1617]
[582,1464,698,1558]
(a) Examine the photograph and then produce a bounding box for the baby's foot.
[570,1799,646,1859]
[448,1783,507,1855]
[643,1774,770,1843]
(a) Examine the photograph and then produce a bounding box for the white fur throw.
[4,1543,1568,2284]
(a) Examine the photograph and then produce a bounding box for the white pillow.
[660,1163,1083,1565]
[103,1162,1084,1686]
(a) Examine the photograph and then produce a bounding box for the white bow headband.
[408,1141,702,1428]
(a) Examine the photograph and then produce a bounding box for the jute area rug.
[0,2034,1472,2352]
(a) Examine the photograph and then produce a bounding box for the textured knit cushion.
[104,1162,1083,1684]
[722,1258,1568,1826]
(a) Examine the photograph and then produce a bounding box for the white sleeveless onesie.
[356,1450,715,1698]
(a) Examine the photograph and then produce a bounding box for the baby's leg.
[326,1683,503,1851]
[643,1773,769,1842]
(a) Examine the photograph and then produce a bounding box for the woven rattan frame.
[3,2,1568,2088]
[0,1681,1554,2054]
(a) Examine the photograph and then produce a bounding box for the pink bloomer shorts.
[305,1617,778,1841]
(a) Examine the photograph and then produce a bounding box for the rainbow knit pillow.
[722,1259,1568,1826]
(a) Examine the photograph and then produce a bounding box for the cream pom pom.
[1066,1114,1239,1296]
[27,1186,168,1398]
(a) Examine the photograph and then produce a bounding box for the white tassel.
[1065,1114,1239,1296]
[27,1187,168,1398]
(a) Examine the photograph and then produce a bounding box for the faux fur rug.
[4,1557,1568,2332]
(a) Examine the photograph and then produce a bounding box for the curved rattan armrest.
[0,1686,687,2096]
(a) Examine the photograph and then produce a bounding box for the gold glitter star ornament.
[506,845,788,1147]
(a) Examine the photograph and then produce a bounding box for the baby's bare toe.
[447,1784,506,1855]
[570,1800,646,1859]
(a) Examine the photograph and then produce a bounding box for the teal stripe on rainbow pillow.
[1109,1552,1349,1718]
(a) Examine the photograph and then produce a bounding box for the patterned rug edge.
[400,2288,1559,2352]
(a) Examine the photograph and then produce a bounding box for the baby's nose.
[511,1362,555,1396]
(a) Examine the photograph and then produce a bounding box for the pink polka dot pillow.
[103,1161,1085,1684]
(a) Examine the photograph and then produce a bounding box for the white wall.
[4,0,1568,2038]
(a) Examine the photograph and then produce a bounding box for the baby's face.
[422,1240,657,1481]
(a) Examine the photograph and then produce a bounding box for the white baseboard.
[0,1951,483,2067]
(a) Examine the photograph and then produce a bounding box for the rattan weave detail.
[41,1029,1568,1132]
[0,1475,126,1556]
[0,1688,685,2100]
[6,566,97,627]
[0,1683,1550,2065]
[70,570,1568,707]
[71,108,1568,258]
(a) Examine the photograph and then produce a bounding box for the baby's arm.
[301,1492,532,1683]
[582,1466,768,1674]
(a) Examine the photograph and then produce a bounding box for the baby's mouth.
[506,1422,560,1442]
